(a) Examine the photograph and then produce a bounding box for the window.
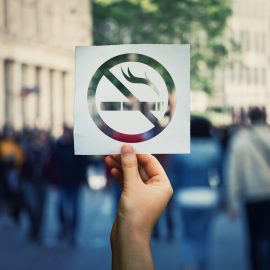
[246,31,250,51]
[239,65,243,83]
[4,60,13,122]
[240,30,245,51]
[254,32,259,52]
[36,66,41,118]
[246,67,251,84]
[49,70,54,129]
[62,72,67,123]
[3,0,8,31]
[261,33,265,52]
[254,68,258,85]
[262,68,266,85]
[230,64,235,83]
[21,64,27,126]
[22,64,27,87]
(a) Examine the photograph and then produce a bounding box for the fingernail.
[121,144,134,156]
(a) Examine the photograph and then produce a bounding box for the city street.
[0,186,249,270]
[0,1,269,269]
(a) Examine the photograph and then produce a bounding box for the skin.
[105,144,173,270]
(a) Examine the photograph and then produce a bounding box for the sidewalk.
[0,187,248,270]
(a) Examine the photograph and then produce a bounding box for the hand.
[105,144,173,270]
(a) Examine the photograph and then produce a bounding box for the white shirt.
[227,124,270,209]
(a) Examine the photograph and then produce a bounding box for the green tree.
[93,0,233,93]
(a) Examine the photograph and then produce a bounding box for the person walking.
[55,126,87,245]
[21,129,52,242]
[227,107,270,270]
[0,124,24,225]
[169,116,222,270]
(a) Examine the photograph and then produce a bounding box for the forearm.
[111,217,154,270]
[107,147,172,270]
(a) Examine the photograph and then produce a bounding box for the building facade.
[0,0,92,133]
[210,0,270,118]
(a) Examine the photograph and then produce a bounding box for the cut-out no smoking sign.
[74,44,190,155]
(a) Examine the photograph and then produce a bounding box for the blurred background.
[0,0,270,269]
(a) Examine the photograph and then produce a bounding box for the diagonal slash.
[103,69,159,126]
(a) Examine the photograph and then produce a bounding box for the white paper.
[74,44,190,155]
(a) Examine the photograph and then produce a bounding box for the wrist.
[112,213,153,244]
[111,216,154,270]
[111,216,151,247]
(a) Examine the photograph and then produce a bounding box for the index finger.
[137,154,168,179]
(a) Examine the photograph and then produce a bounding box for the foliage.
[93,0,233,93]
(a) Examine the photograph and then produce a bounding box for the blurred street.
[0,186,249,270]
[1,0,270,269]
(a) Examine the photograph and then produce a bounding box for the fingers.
[104,157,123,186]
[137,154,168,180]
[111,154,121,162]
[105,155,121,170]
[120,144,139,186]
[106,148,169,188]
[106,150,168,183]
[105,155,148,182]
[111,168,123,187]
[138,166,148,182]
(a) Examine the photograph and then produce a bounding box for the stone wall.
[0,0,92,134]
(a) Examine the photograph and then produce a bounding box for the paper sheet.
[74,44,190,155]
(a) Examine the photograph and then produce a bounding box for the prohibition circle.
[88,53,176,143]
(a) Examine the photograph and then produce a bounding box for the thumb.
[121,144,139,185]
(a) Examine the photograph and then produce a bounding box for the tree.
[92,0,233,93]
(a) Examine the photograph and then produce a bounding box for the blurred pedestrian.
[55,126,87,245]
[20,129,52,242]
[152,154,174,242]
[226,107,270,270]
[0,124,24,225]
[169,116,222,270]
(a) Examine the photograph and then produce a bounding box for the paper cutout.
[74,44,190,155]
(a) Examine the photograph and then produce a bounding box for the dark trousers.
[245,199,270,270]
[153,199,174,241]
[23,180,46,241]
[58,186,80,241]
[3,169,23,223]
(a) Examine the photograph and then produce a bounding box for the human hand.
[105,144,173,270]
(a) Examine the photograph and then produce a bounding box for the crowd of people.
[0,106,269,270]
[0,125,88,245]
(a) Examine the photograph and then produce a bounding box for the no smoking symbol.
[88,53,176,143]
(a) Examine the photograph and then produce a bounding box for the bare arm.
[105,145,173,270]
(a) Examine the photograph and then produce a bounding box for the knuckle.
[165,183,173,197]
[122,158,137,169]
